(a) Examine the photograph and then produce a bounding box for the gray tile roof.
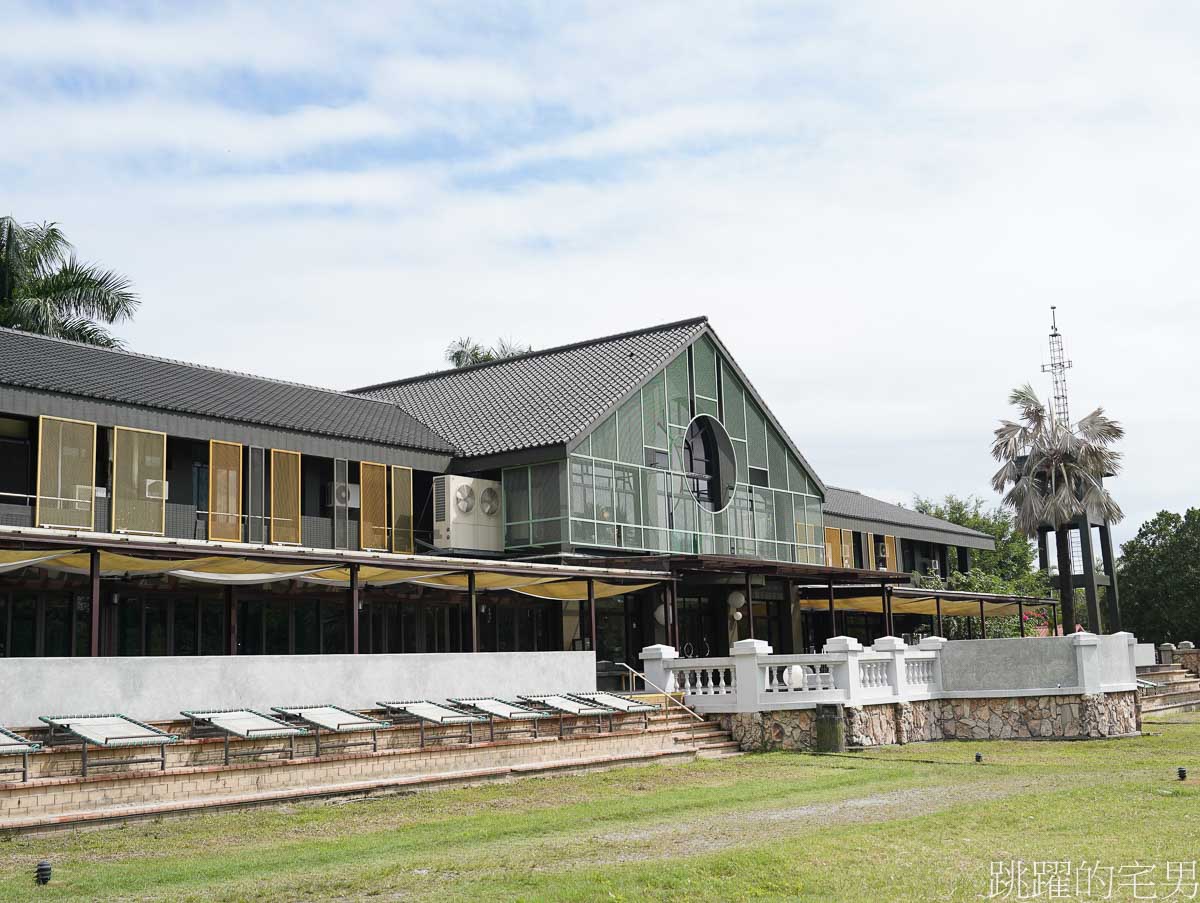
[824,486,996,550]
[0,327,455,454]
[352,317,709,458]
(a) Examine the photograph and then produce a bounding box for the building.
[0,317,997,669]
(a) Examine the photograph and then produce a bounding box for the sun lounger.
[0,726,41,782]
[449,697,554,741]
[181,709,307,765]
[272,705,390,756]
[40,714,178,777]
[571,692,659,730]
[519,694,615,736]
[377,700,486,748]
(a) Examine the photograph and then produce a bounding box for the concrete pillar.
[639,644,678,693]
[873,636,907,698]
[1158,643,1177,666]
[731,638,772,712]
[823,635,864,703]
[918,635,947,692]
[1069,632,1102,694]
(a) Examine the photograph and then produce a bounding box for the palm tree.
[444,336,532,368]
[990,384,1124,631]
[0,217,138,348]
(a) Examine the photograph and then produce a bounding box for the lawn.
[1,714,1197,901]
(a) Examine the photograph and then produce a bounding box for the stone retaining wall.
[723,691,1139,752]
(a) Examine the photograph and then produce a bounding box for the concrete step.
[1141,690,1200,712]
[1142,678,1200,696]
[674,729,731,744]
[1141,699,1200,717]
[1139,666,1194,680]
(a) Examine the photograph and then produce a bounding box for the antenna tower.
[1041,306,1073,426]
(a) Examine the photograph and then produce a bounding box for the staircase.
[1138,664,1200,716]
[639,693,742,759]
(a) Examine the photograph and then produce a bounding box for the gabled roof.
[352,318,708,458]
[0,327,455,454]
[823,487,996,550]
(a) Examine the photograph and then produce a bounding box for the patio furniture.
[181,709,307,765]
[376,700,486,748]
[0,726,41,782]
[449,697,554,741]
[571,691,659,731]
[518,694,614,737]
[272,705,390,756]
[40,714,178,777]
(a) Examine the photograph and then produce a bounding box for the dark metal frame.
[449,697,554,741]
[570,692,658,732]
[0,726,40,782]
[376,701,487,749]
[518,695,614,737]
[40,714,177,777]
[271,705,389,757]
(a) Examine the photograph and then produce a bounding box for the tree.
[1118,509,1200,645]
[0,217,138,348]
[445,336,532,368]
[989,384,1124,632]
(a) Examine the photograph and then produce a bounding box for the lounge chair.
[376,700,486,748]
[571,692,659,730]
[518,694,615,737]
[0,726,41,782]
[449,697,554,741]
[40,714,178,777]
[272,705,390,756]
[181,709,307,765]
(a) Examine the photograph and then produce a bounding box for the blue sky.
[3,1,1198,547]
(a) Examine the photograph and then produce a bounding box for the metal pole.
[744,572,754,640]
[881,581,891,636]
[469,571,479,653]
[587,578,597,654]
[350,563,360,654]
[827,579,836,640]
[226,585,237,656]
[979,599,986,639]
[1050,604,1059,636]
[89,549,101,656]
[1018,601,1026,637]
[935,595,943,638]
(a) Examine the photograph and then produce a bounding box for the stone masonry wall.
[728,690,1139,752]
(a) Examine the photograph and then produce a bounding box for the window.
[682,414,737,512]
[36,416,96,530]
[208,441,243,541]
[390,466,414,553]
[112,426,167,535]
[359,461,389,551]
[503,462,565,548]
[269,449,302,544]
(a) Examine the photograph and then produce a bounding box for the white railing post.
[639,644,678,693]
[873,636,907,700]
[823,636,863,706]
[918,635,947,693]
[731,638,772,712]
[1070,632,1103,694]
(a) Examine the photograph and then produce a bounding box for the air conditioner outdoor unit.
[144,479,169,500]
[432,475,502,553]
[73,485,94,511]
[323,482,361,509]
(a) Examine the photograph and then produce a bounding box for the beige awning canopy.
[797,592,1056,618]
[0,547,665,598]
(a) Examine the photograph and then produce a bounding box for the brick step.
[1141,690,1200,712]
[1142,678,1200,696]
[1138,666,1192,679]
[673,730,731,744]
[1141,698,1200,717]
[696,741,743,759]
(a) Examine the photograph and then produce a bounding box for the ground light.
[975,753,983,763]
[36,860,51,885]
[1179,767,1188,781]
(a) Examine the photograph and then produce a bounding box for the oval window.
[681,414,738,513]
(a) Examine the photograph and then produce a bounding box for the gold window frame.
[840,529,855,569]
[35,415,98,531]
[208,440,244,542]
[359,461,389,552]
[824,527,841,569]
[270,449,302,545]
[112,426,167,536]
[391,465,414,554]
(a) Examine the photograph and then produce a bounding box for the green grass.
[2,715,1198,901]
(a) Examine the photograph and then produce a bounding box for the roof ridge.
[0,325,410,411]
[826,486,994,539]
[349,315,709,392]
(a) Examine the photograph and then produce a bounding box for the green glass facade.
[503,334,825,563]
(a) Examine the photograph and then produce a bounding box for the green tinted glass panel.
[787,454,809,494]
[745,401,768,468]
[572,518,595,545]
[806,496,824,541]
[503,467,529,524]
[575,434,591,457]
[752,487,775,541]
[592,413,617,461]
[732,438,749,483]
[596,523,617,548]
[767,429,788,489]
[612,464,640,524]
[641,468,668,530]
[594,460,614,523]
[722,368,746,439]
[696,396,719,417]
[669,425,687,472]
[569,457,594,520]
[793,495,808,545]
[641,372,667,450]
[774,490,795,544]
[693,336,718,399]
[666,354,691,426]
[617,395,642,464]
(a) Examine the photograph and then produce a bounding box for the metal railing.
[611,662,708,746]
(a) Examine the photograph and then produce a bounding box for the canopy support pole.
[935,595,943,638]
[881,581,891,636]
[469,571,479,653]
[979,599,986,639]
[350,563,360,654]
[587,578,597,654]
[745,572,755,640]
[1050,604,1059,636]
[1018,600,1026,637]
[226,586,237,656]
[89,549,101,656]
[827,579,836,640]
[670,581,680,649]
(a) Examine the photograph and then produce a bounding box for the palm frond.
[49,315,123,348]
[19,256,138,323]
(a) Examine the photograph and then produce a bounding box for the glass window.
[294,599,320,654]
[117,597,141,656]
[693,336,719,400]
[571,518,596,545]
[722,369,746,439]
[745,401,768,469]
[144,598,169,656]
[532,518,562,545]
[594,460,614,525]
[503,468,530,524]
[774,490,796,546]
[201,598,225,655]
[617,395,642,464]
[612,464,640,525]
[530,462,562,521]
[682,415,737,512]
[321,599,346,653]
[73,594,90,657]
[592,413,617,461]
[641,372,667,450]
[666,354,691,426]
[174,597,198,655]
[569,457,594,520]
[767,430,788,490]
[733,438,749,483]
[787,454,810,495]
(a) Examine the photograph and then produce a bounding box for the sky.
[3,1,1197,550]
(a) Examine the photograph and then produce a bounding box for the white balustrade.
[858,657,891,692]
[905,656,935,686]
[663,658,736,697]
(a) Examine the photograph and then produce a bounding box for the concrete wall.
[1134,643,1157,668]
[0,651,596,728]
[1099,634,1137,688]
[937,637,1078,694]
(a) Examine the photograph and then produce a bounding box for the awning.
[299,565,450,587]
[0,548,76,575]
[409,573,564,592]
[50,551,223,577]
[512,580,660,601]
[796,592,1056,618]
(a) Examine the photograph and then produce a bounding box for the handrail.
[612,662,707,728]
